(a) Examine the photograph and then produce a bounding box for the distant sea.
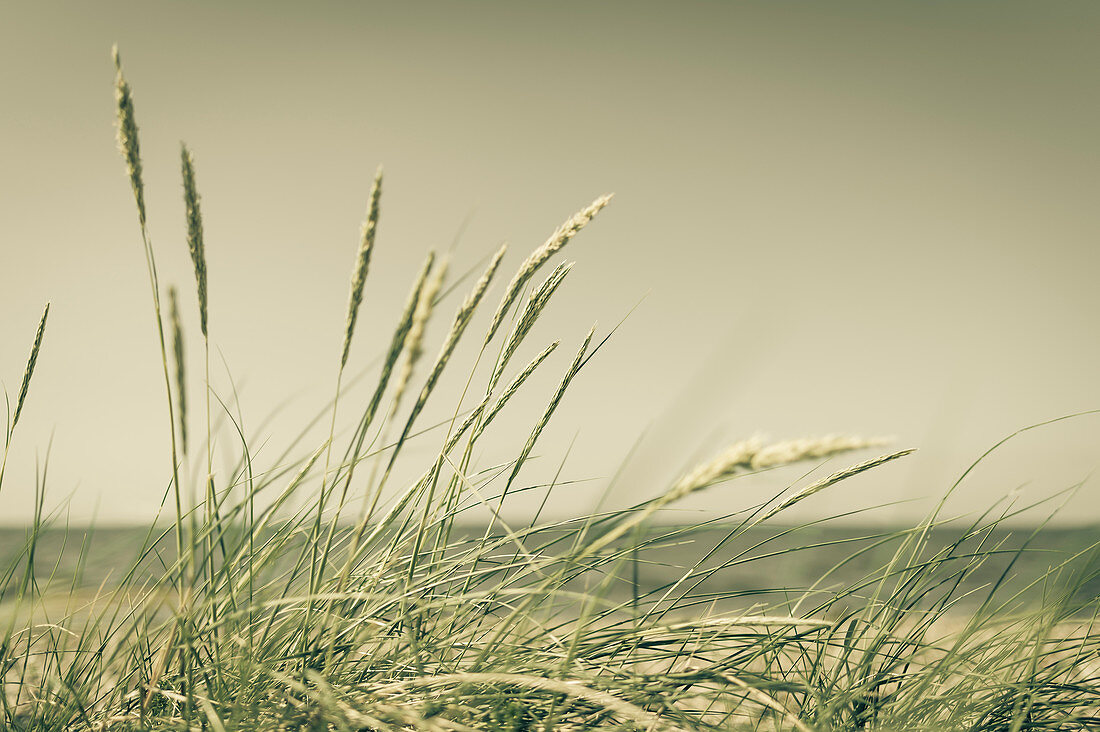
[2,524,1096,616]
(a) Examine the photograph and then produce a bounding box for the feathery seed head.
[544,194,612,255]
[407,257,448,367]
[341,166,384,368]
[489,262,572,392]
[516,262,572,341]
[359,165,383,257]
[673,437,764,498]
[537,329,593,428]
[11,303,49,433]
[750,434,891,470]
[180,145,208,337]
[389,255,446,416]
[759,448,914,522]
[485,194,612,345]
[168,286,188,455]
[672,434,891,502]
[461,242,507,320]
[401,245,507,435]
[584,435,901,559]
[112,47,146,229]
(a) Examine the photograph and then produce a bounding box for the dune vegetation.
[1,49,1098,731]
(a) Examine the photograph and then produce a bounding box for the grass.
[1,48,1098,731]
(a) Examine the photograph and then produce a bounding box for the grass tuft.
[1,51,1097,732]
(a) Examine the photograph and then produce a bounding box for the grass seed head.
[672,434,892,502]
[341,165,383,369]
[750,434,892,470]
[409,256,449,365]
[461,242,507,321]
[168,286,188,455]
[399,244,507,441]
[12,303,49,433]
[180,145,208,337]
[112,46,146,229]
[490,262,572,392]
[375,252,437,422]
[760,447,915,522]
[485,194,611,345]
[391,256,449,413]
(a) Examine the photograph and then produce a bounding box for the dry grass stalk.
[168,287,188,455]
[180,145,208,337]
[12,304,49,432]
[484,194,611,345]
[341,166,383,368]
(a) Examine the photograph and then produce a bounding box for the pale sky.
[2,1,1099,525]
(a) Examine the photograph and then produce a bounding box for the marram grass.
[0,51,1098,732]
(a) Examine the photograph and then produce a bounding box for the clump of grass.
[1,50,1098,732]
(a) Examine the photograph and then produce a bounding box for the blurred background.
[2,0,1098,525]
